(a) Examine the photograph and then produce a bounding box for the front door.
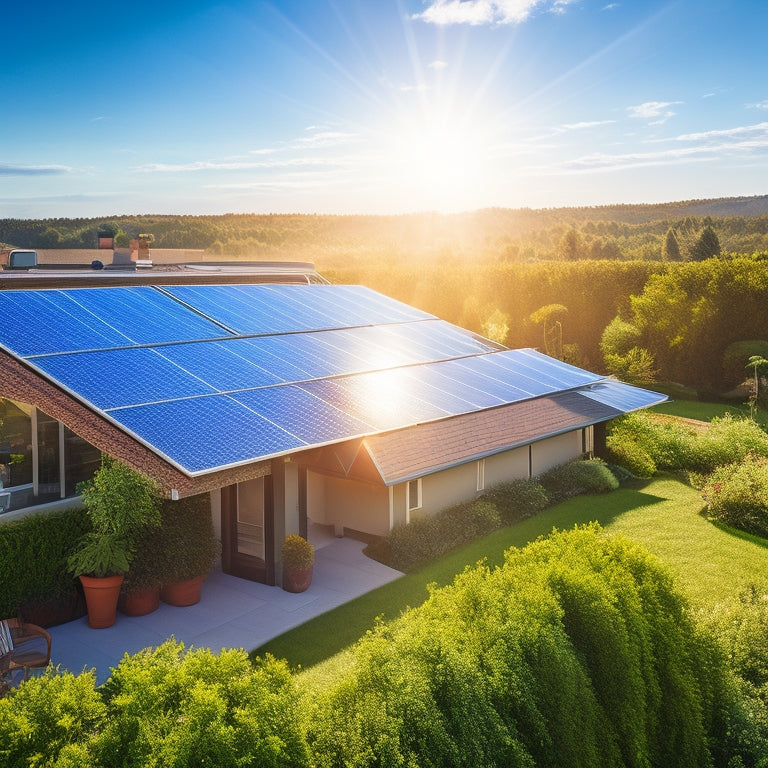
[221,476,275,584]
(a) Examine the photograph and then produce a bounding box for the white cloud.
[627,100,681,124]
[557,120,616,132]
[0,163,71,176]
[429,59,449,71]
[746,100,768,109]
[413,0,555,26]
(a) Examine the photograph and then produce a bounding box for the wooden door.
[221,476,275,585]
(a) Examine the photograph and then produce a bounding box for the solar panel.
[31,348,217,410]
[578,380,668,412]
[107,395,306,474]
[232,385,375,444]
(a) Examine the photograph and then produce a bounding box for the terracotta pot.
[161,575,204,607]
[80,574,124,629]
[282,566,313,593]
[120,586,161,616]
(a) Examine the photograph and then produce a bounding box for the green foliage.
[701,456,768,538]
[94,641,309,768]
[480,478,548,525]
[603,346,658,386]
[156,493,220,583]
[388,500,501,572]
[0,669,105,768]
[307,525,760,768]
[607,412,768,476]
[282,534,314,570]
[600,316,642,358]
[537,459,619,504]
[689,225,722,261]
[0,506,90,617]
[69,456,161,578]
[662,227,682,261]
[722,340,768,390]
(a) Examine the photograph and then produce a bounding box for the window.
[407,478,422,512]
[476,459,485,491]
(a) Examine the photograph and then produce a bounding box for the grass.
[651,396,768,428]
[254,474,768,672]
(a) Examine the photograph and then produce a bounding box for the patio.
[47,533,402,685]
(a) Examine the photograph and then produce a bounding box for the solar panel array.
[0,283,665,475]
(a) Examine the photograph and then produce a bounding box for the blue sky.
[2,0,767,218]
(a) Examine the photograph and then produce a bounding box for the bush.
[0,507,90,619]
[0,669,105,768]
[94,641,310,768]
[607,411,768,476]
[308,526,762,768]
[702,455,768,538]
[537,458,619,504]
[388,500,501,572]
[481,477,548,524]
[722,340,768,391]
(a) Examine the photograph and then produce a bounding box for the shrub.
[481,477,548,524]
[0,669,105,767]
[282,534,314,570]
[722,340,768,391]
[0,506,90,618]
[702,455,768,538]
[388,500,501,572]
[94,641,310,768]
[308,526,761,768]
[537,458,619,504]
[606,439,657,477]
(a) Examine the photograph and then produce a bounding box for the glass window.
[476,459,485,491]
[0,399,33,489]
[407,478,422,512]
[64,426,101,496]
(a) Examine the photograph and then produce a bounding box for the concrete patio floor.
[48,535,402,685]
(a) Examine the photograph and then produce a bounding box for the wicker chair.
[0,618,52,688]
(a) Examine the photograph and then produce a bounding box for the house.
[0,257,666,584]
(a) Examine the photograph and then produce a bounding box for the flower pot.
[282,566,313,593]
[120,586,161,616]
[161,575,204,607]
[80,574,124,629]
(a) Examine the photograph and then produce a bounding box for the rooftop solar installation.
[0,282,666,475]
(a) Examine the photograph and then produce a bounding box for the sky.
[2,0,768,218]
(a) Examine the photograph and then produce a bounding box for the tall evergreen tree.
[662,227,681,261]
[689,225,721,261]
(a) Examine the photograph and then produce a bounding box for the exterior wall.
[531,431,584,477]
[209,488,222,540]
[417,461,477,518]
[308,471,390,537]
[484,446,530,487]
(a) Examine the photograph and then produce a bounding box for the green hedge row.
[0,507,89,619]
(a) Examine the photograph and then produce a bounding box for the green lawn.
[254,474,768,671]
[652,397,768,428]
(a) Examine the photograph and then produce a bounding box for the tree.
[689,225,721,261]
[558,227,584,260]
[529,304,568,358]
[662,227,681,261]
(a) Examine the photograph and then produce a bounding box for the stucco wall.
[308,472,390,536]
[485,446,530,487]
[531,431,584,476]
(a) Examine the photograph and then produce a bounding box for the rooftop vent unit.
[8,250,37,270]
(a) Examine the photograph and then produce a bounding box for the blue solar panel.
[62,287,229,345]
[155,341,285,391]
[108,395,306,473]
[438,357,545,401]
[407,365,507,409]
[579,380,667,412]
[31,348,217,410]
[232,385,375,444]
[0,290,130,356]
[327,284,433,324]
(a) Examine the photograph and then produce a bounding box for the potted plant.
[119,522,164,616]
[158,494,220,607]
[281,534,314,593]
[68,456,161,628]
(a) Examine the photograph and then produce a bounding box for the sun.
[373,98,498,212]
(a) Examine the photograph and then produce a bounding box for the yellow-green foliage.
[308,526,761,768]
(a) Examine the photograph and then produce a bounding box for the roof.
[360,384,636,485]
[0,280,667,483]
